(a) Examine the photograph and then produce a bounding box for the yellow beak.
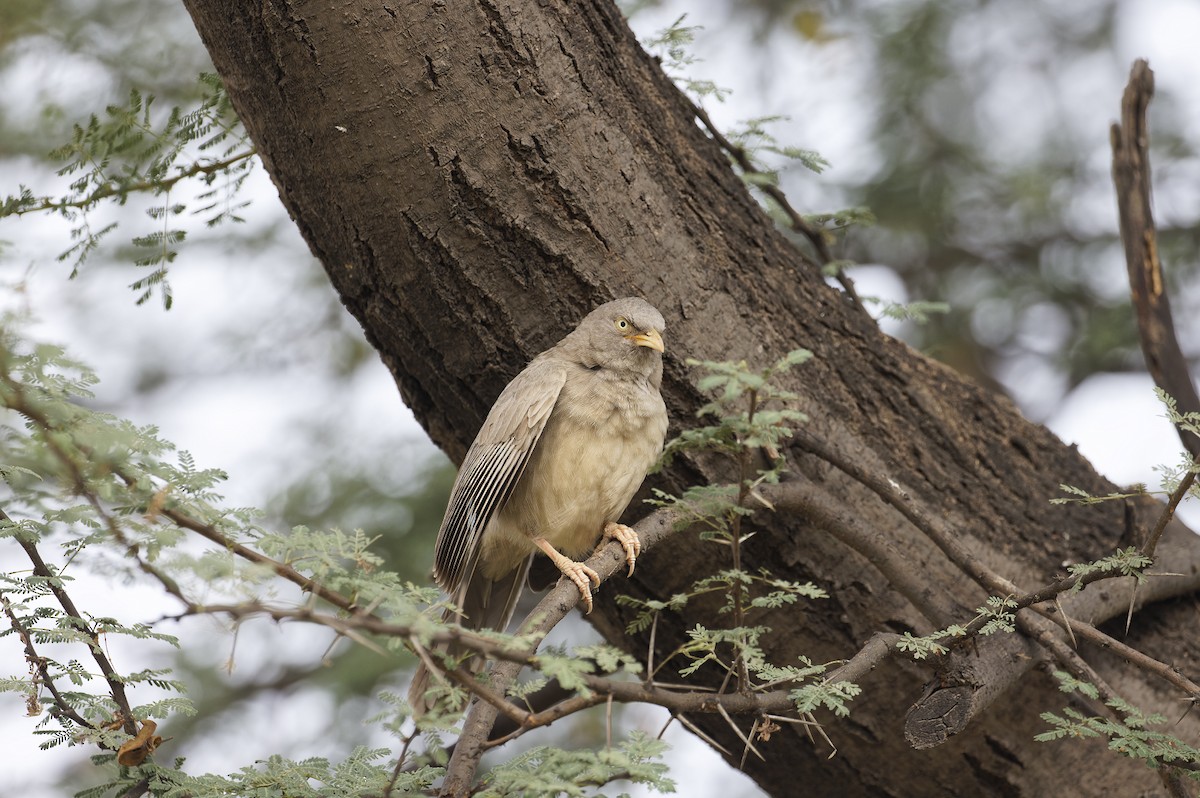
[629,328,665,353]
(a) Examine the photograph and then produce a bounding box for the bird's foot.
[533,537,601,614]
[602,522,641,577]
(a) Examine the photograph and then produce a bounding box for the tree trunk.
[179,1,1200,794]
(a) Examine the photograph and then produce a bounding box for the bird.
[408,297,669,716]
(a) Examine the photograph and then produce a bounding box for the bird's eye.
[615,318,630,331]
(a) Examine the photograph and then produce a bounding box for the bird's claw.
[558,560,601,614]
[533,536,601,613]
[603,522,641,577]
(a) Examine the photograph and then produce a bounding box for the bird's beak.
[629,328,665,353]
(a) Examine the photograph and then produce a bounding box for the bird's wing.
[432,357,567,592]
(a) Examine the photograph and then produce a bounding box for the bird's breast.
[495,376,668,559]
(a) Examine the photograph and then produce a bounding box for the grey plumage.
[409,297,668,715]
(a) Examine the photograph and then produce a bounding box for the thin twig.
[689,100,863,309]
[729,390,755,694]
[1017,614,1116,708]
[1143,471,1196,559]
[12,533,139,736]
[1031,604,1200,702]
[675,712,733,757]
[3,378,365,618]
[1,151,257,219]
[381,730,418,798]
[0,589,96,730]
[440,508,673,797]
[1012,613,1200,787]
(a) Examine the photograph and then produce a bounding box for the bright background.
[1,1,1198,796]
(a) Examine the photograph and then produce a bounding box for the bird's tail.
[407,558,530,718]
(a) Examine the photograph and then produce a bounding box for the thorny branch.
[8,528,139,737]
[891,59,1200,756]
[0,588,96,730]
[790,408,1199,741]
[439,509,675,798]
[689,100,864,310]
[1143,470,1195,559]
[1,150,257,219]
[951,460,1192,640]
[2,369,368,618]
[1032,604,1200,704]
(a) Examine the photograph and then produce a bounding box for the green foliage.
[789,679,862,719]
[894,627,959,660]
[635,351,848,721]
[643,15,857,260]
[1048,670,1100,700]
[0,311,690,795]
[803,206,875,231]
[895,597,1019,659]
[974,596,1017,636]
[1038,673,1200,779]
[660,349,811,468]
[1064,547,1152,587]
[727,115,830,185]
[644,15,730,102]
[1067,390,1200,503]
[0,73,255,307]
[1051,483,1156,506]
[98,748,440,798]
[866,298,951,325]
[0,316,447,793]
[480,732,674,797]
[1153,454,1200,501]
[1158,389,1200,443]
[534,645,643,695]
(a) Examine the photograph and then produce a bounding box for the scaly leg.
[533,537,601,614]
[602,522,641,577]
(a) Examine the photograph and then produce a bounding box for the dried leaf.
[117,720,163,766]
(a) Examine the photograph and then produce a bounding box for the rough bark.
[179,1,1200,795]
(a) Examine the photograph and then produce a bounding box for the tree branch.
[1111,59,1200,463]
[903,526,1200,747]
[439,508,677,797]
[791,359,1200,748]
[1032,604,1200,703]
[689,101,864,310]
[0,150,257,219]
[2,368,368,618]
[1142,471,1195,559]
[0,589,97,730]
[773,479,962,627]
[159,506,363,615]
[11,533,139,737]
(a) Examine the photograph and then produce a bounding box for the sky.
[1,2,1199,797]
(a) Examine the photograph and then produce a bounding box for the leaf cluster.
[644,14,730,102]
[84,747,440,798]
[632,351,849,721]
[481,732,674,797]
[1064,547,1152,587]
[1038,672,1200,779]
[660,349,811,469]
[0,317,454,792]
[895,595,1021,659]
[0,73,256,307]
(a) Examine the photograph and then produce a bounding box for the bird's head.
[564,297,666,377]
